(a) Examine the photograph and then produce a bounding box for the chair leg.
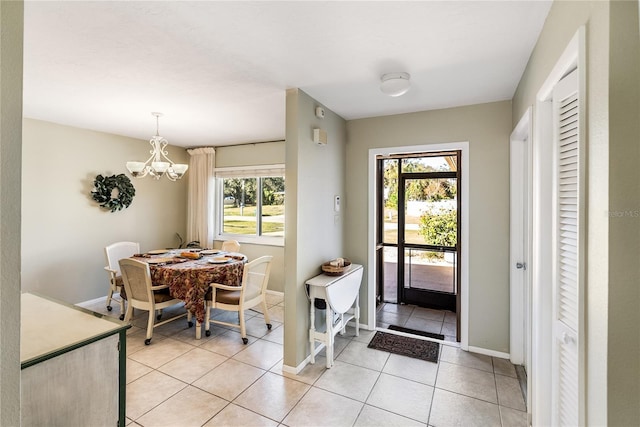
[123,303,134,323]
[145,309,155,345]
[204,300,211,336]
[261,299,272,330]
[106,288,114,311]
[118,288,126,320]
[239,309,248,344]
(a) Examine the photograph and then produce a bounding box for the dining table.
[133,249,246,339]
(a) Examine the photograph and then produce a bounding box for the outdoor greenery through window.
[220,175,285,239]
[382,153,458,260]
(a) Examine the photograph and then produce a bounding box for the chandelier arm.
[142,149,157,166]
[158,139,176,164]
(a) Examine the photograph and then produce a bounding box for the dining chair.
[204,255,273,343]
[104,241,140,320]
[221,239,241,253]
[119,258,189,345]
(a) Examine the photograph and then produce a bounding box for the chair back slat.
[119,258,153,302]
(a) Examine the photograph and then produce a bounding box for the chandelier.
[125,112,189,181]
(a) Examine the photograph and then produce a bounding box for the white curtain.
[186,147,215,248]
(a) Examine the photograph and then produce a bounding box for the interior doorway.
[510,107,533,412]
[375,151,461,341]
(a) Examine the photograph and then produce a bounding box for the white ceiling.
[23,1,552,148]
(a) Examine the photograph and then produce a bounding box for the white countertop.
[21,293,126,364]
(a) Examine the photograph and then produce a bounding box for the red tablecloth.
[135,256,245,323]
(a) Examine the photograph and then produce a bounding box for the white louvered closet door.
[551,68,584,427]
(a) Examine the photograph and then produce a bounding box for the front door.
[376,152,461,318]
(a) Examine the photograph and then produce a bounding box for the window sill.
[215,235,284,248]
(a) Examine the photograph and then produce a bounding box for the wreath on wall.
[91,174,135,213]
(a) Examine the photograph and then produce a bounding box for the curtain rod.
[186,139,284,150]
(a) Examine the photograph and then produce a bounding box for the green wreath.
[91,174,135,212]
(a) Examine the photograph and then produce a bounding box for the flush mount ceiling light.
[380,72,411,97]
[126,112,188,181]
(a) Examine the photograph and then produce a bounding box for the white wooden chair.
[204,255,273,343]
[119,258,189,345]
[104,241,140,320]
[221,239,241,253]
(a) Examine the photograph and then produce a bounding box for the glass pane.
[404,248,456,294]
[401,155,457,172]
[261,177,285,237]
[222,178,257,235]
[404,177,457,246]
[382,159,398,244]
[383,246,398,303]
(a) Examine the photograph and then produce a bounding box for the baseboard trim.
[76,294,116,308]
[282,320,374,374]
[282,343,326,374]
[467,345,510,359]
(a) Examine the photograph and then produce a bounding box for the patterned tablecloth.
[134,254,245,323]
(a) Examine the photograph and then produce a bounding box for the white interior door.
[550,68,584,426]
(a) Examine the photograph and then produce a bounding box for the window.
[216,166,285,245]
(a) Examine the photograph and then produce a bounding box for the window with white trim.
[215,165,285,245]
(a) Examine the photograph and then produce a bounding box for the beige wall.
[0,1,23,424]
[21,119,189,304]
[213,141,286,292]
[346,101,512,353]
[512,0,640,424]
[607,1,640,424]
[215,140,285,168]
[284,89,347,368]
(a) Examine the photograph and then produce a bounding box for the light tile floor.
[376,303,458,342]
[81,294,527,427]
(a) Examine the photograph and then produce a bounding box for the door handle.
[516,262,527,270]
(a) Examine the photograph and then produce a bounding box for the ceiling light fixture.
[126,112,188,181]
[380,72,411,97]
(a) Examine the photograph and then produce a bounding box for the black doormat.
[368,331,440,363]
[388,324,445,341]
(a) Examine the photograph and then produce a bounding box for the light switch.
[334,195,340,212]
[313,128,327,145]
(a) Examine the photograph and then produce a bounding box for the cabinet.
[306,264,363,368]
[21,293,129,427]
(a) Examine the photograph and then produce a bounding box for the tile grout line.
[425,344,442,426]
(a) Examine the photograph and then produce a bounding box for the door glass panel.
[404,248,456,294]
[382,159,398,244]
[382,246,398,303]
[404,177,457,246]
